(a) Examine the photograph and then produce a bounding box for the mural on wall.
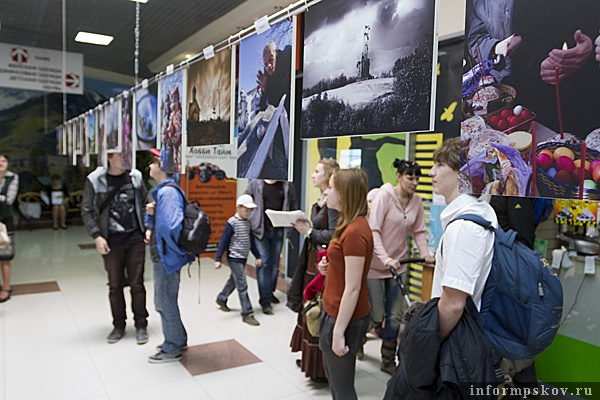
[135,83,158,151]
[186,49,231,147]
[158,70,186,174]
[461,1,600,200]
[237,18,295,181]
[435,37,463,139]
[301,0,438,139]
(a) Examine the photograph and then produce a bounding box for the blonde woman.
[289,158,339,382]
[318,169,373,400]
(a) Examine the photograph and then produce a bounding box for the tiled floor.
[0,226,391,400]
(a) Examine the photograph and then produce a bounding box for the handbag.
[0,222,11,247]
[301,291,323,337]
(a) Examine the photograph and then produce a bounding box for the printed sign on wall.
[0,42,84,94]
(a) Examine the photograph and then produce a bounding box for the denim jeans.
[253,228,284,308]
[153,261,186,354]
[103,240,148,329]
[217,258,254,316]
[366,276,407,342]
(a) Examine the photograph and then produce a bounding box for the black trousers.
[103,240,148,329]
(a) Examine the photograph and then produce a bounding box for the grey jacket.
[245,180,297,239]
[81,167,147,240]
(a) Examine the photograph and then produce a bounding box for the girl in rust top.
[317,168,374,400]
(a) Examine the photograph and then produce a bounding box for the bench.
[16,189,85,229]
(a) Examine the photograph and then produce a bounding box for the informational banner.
[0,42,84,94]
[184,49,237,255]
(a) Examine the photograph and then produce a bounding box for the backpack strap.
[450,213,494,230]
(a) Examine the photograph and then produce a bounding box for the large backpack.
[165,183,211,255]
[450,214,563,360]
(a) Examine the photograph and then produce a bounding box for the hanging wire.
[134,1,140,85]
[62,0,67,124]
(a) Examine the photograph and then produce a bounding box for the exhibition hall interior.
[1,0,599,399]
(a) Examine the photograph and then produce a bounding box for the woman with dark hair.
[0,153,19,303]
[367,159,434,374]
[288,157,339,382]
[317,168,373,400]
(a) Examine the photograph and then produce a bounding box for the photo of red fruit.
[496,119,508,131]
[500,109,513,119]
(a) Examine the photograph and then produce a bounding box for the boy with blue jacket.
[144,149,194,363]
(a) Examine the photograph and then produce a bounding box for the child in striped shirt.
[214,194,262,326]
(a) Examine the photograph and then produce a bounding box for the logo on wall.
[10,47,29,63]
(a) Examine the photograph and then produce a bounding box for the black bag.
[165,183,211,255]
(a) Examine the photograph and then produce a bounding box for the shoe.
[61,225,67,230]
[262,306,273,315]
[242,314,260,326]
[271,294,280,304]
[296,359,301,367]
[0,289,11,303]
[106,327,125,344]
[310,377,328,384]
[136,327,148,345]
[53,226,58,230]
[148,350,182,363]
[357,343,365,360]
[216,298,230,312]
[156,343,188,352]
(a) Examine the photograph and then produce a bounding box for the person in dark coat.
[383,298,502,400]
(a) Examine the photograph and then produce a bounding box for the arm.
[0,174,19,205]
[412,203,434,264]
[313,207,338,245]
[332,255,365,356]
[155,186,185,254]
[81,179,101,239]
[214,222,233,265]
[438,286,468,340]
[368,196,398,269]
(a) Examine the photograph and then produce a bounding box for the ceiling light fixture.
[130,0,148,3]
[185,54,193,59]
[74,31,113,46]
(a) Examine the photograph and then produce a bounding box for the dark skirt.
[0,217,15,261]
[289,246,325,379]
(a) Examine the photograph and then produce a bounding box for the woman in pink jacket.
[367,159,433,375]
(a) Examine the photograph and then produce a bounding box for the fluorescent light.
[185,54,193,59]
[130,0,148,3]
[74,31,113,46]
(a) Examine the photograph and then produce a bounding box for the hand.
[256,70,267,91]
[595,30,600,64]
[146,201,156,216]
[144,229,152,245]
[423,255,435,267]
[94,236,111,256]
[332,331,349,357]
[506,35,522,57]
[386,259,401,270]
[317,256,329,276]
[256,258,263,267]
[540,30,593,84]
[214,261,221,269]
[291,220,310,235]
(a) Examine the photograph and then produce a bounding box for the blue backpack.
[450,214,563,360]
